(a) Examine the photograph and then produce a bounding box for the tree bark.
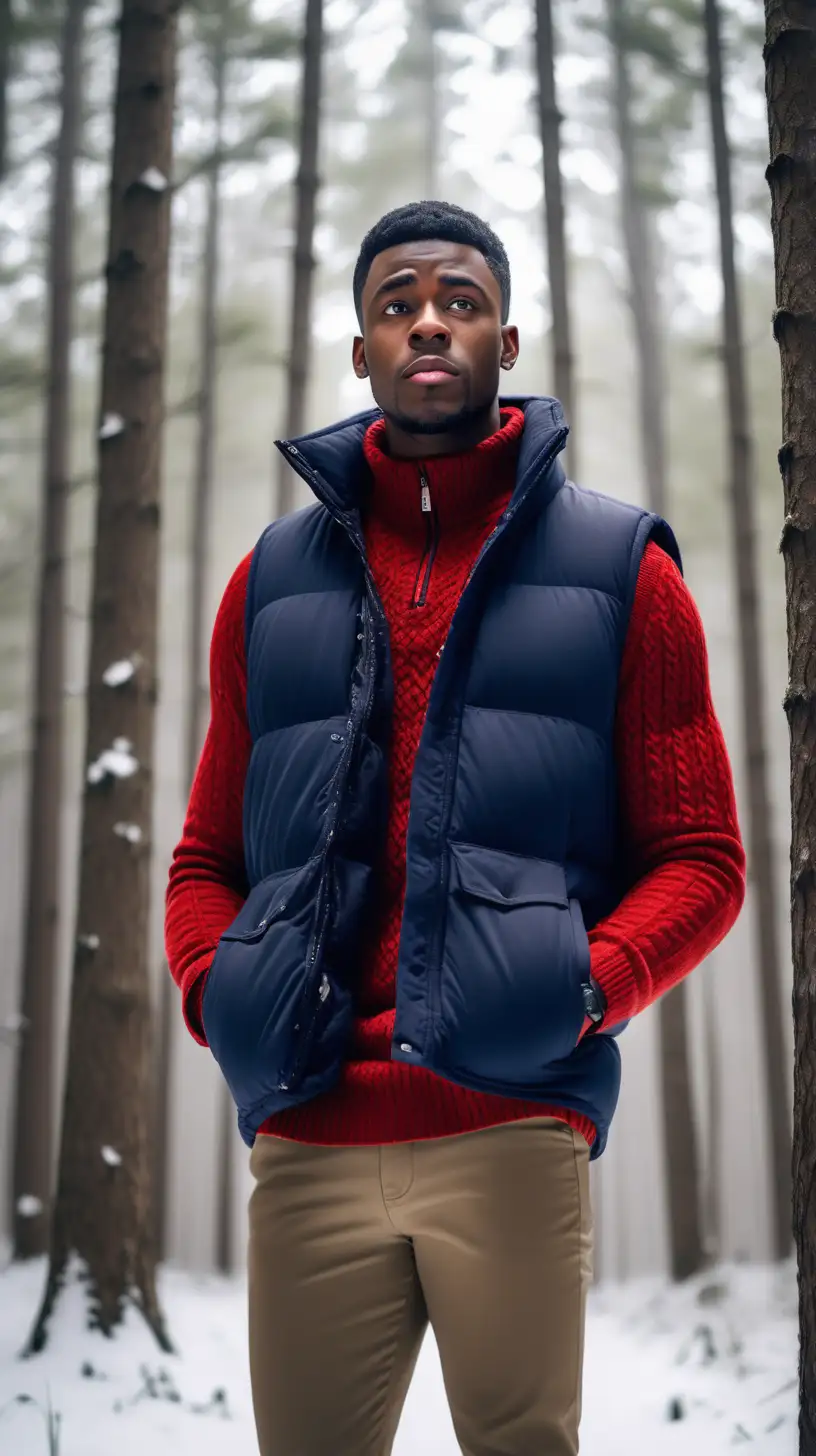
[275,0,323,518]
[702,960,722,1261]
[11,0,86,1264]
[153,5,230,1270]
[533,0,577,471]
[27,0,179,1353]
[608,0,705,1283]
[0,0,11,181]
[764,1,816,1440]
[704,0,792,1265]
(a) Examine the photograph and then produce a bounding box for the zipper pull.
[420,470,431,513]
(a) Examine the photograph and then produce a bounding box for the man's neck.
[382,399,502,459]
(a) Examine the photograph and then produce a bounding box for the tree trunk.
[27,0,179,1354]
[533,0,577,470]
[11,0,85,1264]
[275,0,323,518]
[764,1,816,1439]
[153,6,230,1270]
[0,0,11,181]
[608,0,705,1283]
[702,959,722,1261]
[704,0,791,1264]
[421,0,438,199]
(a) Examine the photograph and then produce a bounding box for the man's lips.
[402,357,460,386]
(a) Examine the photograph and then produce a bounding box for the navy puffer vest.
[201,397,680,1155]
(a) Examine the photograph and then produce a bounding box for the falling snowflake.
[113,822,142,844]
[99,413,126,441]
[101,1146,122,1168]
[139,167,169,192]
[16,1194,43,1219]
[102,659,136,688]
[87,739,139,784]
[77,933,100,951]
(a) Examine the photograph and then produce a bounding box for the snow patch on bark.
[2,1010,29,1034]
[139,167,169,192]
[113,822,142,844]
[102,659,136,688]
[16,1194,44,1218]
[99,413,126,441]
[87,739,138,784]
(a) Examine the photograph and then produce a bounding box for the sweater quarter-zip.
[411,469,439,608]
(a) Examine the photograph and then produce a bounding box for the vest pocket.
[438,842,587,1082]
[202,858,323,1109]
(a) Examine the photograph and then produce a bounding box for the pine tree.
[704,0,791,1263]
[764,0,816,1437]
[276,0,324,517]
[10,0,87,1263]
[184,0,231,1278]
[533,0,577,468]
[606,0,705,1282]
[28,0,180,1352]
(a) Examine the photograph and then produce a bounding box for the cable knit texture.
[165,410,745,1151]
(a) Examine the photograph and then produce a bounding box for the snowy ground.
[0,1257,797,1455]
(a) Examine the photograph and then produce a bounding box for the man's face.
[352,240,519,440]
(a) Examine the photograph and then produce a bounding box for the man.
[166,200,745,1456]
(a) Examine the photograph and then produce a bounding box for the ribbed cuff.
[180,958,212,1047]
[588,931,643,1028]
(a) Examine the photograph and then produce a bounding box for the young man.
[166,200,745,1456]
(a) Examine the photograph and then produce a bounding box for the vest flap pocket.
[449,842,568,909]
[220,859,319,943]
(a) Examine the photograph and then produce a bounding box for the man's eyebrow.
[438,272,489,299]
[373,270,417,300]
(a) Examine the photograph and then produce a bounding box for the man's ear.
[352,336,369,379]
[500,324,520,372]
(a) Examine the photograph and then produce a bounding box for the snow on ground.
[0,1257,797,1455]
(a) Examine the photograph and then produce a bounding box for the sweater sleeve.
[587,540,746,1028]
[164,553,253,1045]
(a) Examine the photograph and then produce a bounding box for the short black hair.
[353,200,511,328]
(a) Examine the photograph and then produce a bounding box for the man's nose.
[409,305,451,347]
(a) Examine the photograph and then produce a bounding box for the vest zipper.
[278,864,334,1091]
[411,469,439,608]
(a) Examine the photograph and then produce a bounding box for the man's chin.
[384,401,484,437]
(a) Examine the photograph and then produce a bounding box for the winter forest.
[0,0,815,1452]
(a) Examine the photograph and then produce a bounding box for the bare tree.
[608,0,705,1282]
[764,0,816,1437]
[533,0,577,469]
[275,0,324,517]
[11,0,86,1263]
[28,0,180,1352]
[704,0,791,1263]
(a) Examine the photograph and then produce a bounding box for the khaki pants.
[248,1117,593,1456]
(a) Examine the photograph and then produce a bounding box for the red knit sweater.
[165,408,745,1150]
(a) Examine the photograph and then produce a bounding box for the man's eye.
[383,300,409,315]
[449,297,476,312]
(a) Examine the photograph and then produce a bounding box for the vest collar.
[275,396,570,520]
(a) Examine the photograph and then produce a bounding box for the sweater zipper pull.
[420,471,431,513]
